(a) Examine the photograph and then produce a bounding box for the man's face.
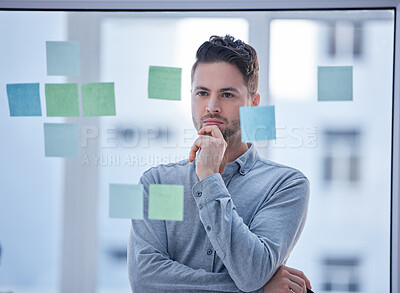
[191,62,255,143]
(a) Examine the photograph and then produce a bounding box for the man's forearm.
[128,224,257,293]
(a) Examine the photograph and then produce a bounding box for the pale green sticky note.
[109,184,144,219]
[148,184,184,221]
[148,66,181,100]
[81,82,116,116]
[45,83,79,117]
[43,123,78,157]
[318,66,353,101]
[46,41,80,76]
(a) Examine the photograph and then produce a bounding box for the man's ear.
[251,93,260,106]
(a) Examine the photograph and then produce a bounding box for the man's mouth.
[203,118,224,126]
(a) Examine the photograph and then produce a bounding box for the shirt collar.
[223,143,259,176]
[235,143,259,175]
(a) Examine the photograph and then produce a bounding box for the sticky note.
[240,105,276,142]
[6,83,42,116]
[44,123,78,157]
[148,66,181,100]
[46,41,80,76]
[148,184,184,221]
[109,184,144,219]
[81,82,116,116]
[45,83,79,117]
[318,66,353,101]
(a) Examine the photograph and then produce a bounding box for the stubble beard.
[221,119,241,144]
[192,115,241,146]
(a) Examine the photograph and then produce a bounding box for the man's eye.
[197,91,208,96]
[223,92,234,98]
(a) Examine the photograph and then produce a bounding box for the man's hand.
[188,125,227,181]
[263,265,312,293]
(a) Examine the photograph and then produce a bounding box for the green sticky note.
[81,82,116,116]
[46,41,80,76]
[109,184,144,219]
[148,184,184,221]
[240,105,276,142]
[45,83,79,117]
[318,66,353,101]
[148,66,181,100]
[6,83,42,117]
[44,123,78,157]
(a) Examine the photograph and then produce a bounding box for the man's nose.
[206,94,221,113]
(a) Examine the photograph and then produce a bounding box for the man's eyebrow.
[193,86,210,91]
[193,86,240,93]
[219,87,240,93]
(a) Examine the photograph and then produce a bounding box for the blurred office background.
[0,9,394,293]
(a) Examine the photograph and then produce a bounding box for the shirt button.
[196,192,202,197]
[207,249,213,255]
[206,225,211,231]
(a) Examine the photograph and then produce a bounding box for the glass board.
[0,9,394,293]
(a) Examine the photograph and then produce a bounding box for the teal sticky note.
[109,184,144,219]
[148,184,184,221]
[6,83,42,116]
[81,82,116,116]
[318,66,353,101]
[45,83,79,117]
[148,66,181,100]
[44,123,78,157]
[240,105,276,142]
[46,41,80,76]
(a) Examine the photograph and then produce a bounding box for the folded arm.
[192,174,310,292]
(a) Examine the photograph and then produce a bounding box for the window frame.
[0,1,398,292]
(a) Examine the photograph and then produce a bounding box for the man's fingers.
[198,125,224,139]
[189,138,204,162]
[188,136,213,162]
[189,126,227,180]
[263,265,312,293]
[288,280,303,293]
[283,266,312,289]
[188,144,200,162]
[288,274,307,292]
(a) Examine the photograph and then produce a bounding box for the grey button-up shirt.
[128,144,310,292]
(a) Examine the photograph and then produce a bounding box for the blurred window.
[323,129,361,185]
[322,257,361,292]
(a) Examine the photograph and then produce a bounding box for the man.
[128,35,312,293]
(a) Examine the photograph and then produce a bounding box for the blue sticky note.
[318,66,353,101]
[46,41,80,76]
[109,184,144,219]
[240,105,276,142]
[6,83,42,116]
[43,123,78,157]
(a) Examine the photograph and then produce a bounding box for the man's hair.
[191,35,259,96]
